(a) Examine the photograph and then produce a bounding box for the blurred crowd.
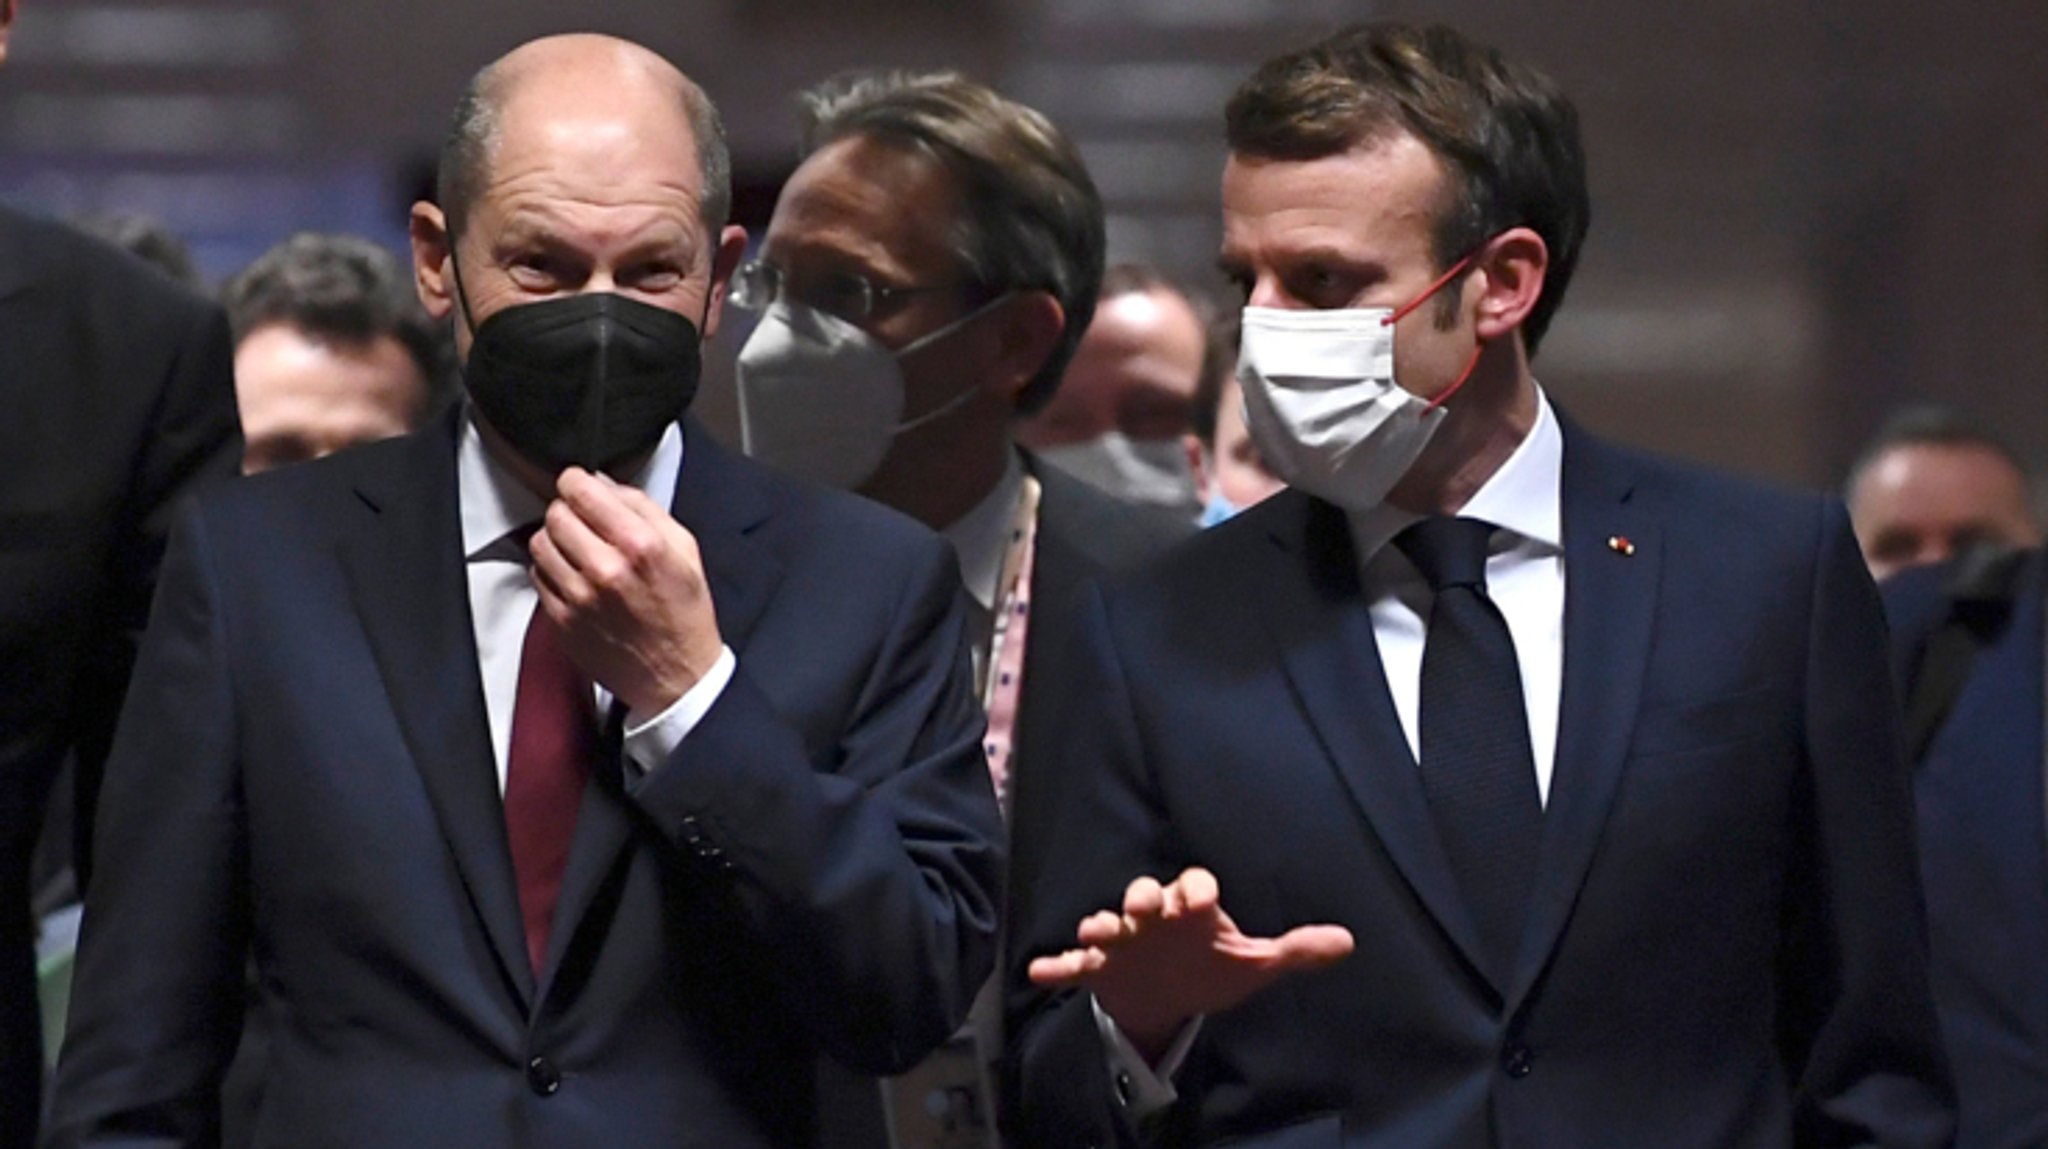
[3,4,2045,1149]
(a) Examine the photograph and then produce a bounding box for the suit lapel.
[338,411,536,1008]
[541,421,786,994]
[1506,422,1660,1011]
[1256,493,1495,987]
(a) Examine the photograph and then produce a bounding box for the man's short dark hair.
[223,232,451,409]
[797,70,1106,416]
[1845,405,2032,498]
[1226,22,1590,354]
[436,62,732,242]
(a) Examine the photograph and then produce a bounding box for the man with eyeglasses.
[730,70,1190,1147]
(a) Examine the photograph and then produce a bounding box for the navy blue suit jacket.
[1886,552,2048,1149]
[47,413,1004,1148]
[1005,418,1952,1148]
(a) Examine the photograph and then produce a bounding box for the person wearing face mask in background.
[1005,22,1951,1149]
[1183,309,1285,527]
[47,35,1002,1149]
[732,70,1190,1148]
[1015,264,1210,519]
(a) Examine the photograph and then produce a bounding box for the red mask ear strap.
[1424,341,1485,413]
[1385,248,1481,327]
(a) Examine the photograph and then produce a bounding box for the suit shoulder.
[0,204,215,326]
[723,447,953,571]
[1031,459,1195,569]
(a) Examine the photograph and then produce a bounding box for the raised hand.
[529,466,724,717]
[1028,866,1354,1061]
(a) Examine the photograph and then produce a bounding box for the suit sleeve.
[1003,580,1179,1149]
[622,531,1004,1076]
[72,297,241,888]
[1781,500,1956,1147]
[47,504,250,1148]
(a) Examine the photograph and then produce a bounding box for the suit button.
[1113,1069,1134,1105]
[1502,1042,1534,1079]
[527,1055,561,1096]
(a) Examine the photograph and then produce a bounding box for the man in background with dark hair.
[731,70,1188,1146]
[224,232,453,473]
[1017,264,1210,518]
[49,34,999,1148]
[1007,21,1951,1148]
[0,3,241,1143]
[1846,404,2039,582]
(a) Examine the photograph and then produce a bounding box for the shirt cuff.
[622,645,737,776]
[1091,995,1202,1123]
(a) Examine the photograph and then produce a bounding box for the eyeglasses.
[729,260,960,323]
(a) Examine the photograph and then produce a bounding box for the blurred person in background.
[1884,495,2048,1149]
[732,69,1188,1147]
[70,214,205,292]
[1846,405,2039,582]
[1015,264,1208,517]
[0,1,242,1143]
[48,33,1000,1148]
[223,233,453,474]
[1005,21,1952,1148]
[1183,313,1282,526]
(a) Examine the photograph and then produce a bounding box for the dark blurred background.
[4,0,2044,489]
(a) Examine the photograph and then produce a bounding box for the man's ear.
[410,201,456,323]
[1184,433,1213,504]
[1470,226,1549,344]
[990,291,1066,409]
[699,224,749,340]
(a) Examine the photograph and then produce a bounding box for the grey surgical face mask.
[733,296,1005,490]
[1035,433,1196,510]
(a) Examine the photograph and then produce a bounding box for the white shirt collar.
[1345,385,1565,568]
[457,408,686,560]
[940,449,1027,612]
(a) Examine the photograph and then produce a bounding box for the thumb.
[1267,924,1355,972]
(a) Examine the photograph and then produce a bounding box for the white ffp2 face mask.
[1036,432,1196,510]
[1236,305,1447,512]
[735,298,996,490]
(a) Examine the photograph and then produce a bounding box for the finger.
[1028,947,1106,987]
[1267,924,1356,971]
[1076,909,1126,947]
[1122,876,1166,923]
[528,521,592,607]
[1177,867,1220,917]
[557,466,654,550]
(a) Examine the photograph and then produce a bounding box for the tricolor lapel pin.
[1607,535,1636,557]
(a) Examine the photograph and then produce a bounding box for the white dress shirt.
[1104,388,1568,1117]
[939,449,1026,679]
[457,413,736,789]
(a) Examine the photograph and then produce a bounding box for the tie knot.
[477,522,543,565]
[1396,516,1496,592]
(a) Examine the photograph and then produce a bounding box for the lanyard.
[980,475,1042,812]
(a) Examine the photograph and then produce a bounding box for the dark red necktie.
[504,605,596,977]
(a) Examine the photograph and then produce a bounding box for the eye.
[627,261,685,291]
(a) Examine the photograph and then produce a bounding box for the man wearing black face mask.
[48,34,1002,1149]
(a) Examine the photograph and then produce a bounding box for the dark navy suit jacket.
[0,205,239,1147]
[47,412,1005,1148]
[1005,418,1953,1148]
[1886,552,2048,1149]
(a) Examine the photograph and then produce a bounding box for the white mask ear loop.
[889,291,1015,432]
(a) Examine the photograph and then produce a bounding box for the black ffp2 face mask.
[461,290,704,476]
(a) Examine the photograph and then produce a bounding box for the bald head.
[438,34,730,240]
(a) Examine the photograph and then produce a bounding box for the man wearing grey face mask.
[1015,264,1211,519]
[731,70,1191,1146]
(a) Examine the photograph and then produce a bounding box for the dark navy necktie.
[1395,516,1543,984]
